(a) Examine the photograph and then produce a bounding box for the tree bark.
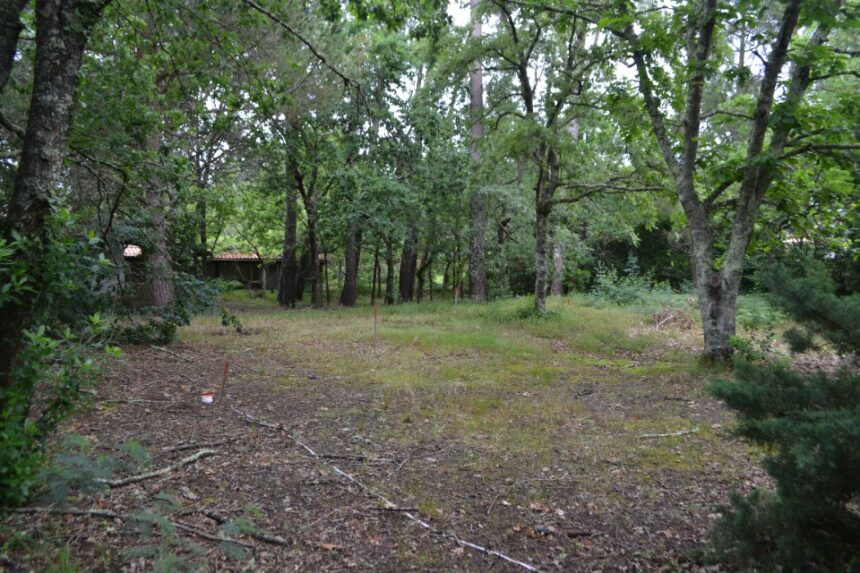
[195,198,207,277]
[146,186,173,308]
[384,236,395,305]
[277,184,298,307]
[550,240,564,296]
[370,242,379,305]
[146,130,174,308]
[533,146,559,316]
[533,203,550,316]
[398,225,418,302]
[295,250,309,301]
[467,0,487,301]
[416,245,431,303]
[339,220,361,306]
[307,201,322,308]
[0,0,29,96]
[0,0,109,390]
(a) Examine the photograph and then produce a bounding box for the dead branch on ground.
[96,449,217,488]
[639,428,699,439]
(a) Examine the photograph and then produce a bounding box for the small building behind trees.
[122,246,281,292]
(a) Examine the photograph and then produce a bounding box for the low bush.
[708,261,860,571]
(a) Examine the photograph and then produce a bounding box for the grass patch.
[178,294,725,466]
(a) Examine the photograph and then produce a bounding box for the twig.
[232,406,543,573]
[487,492,502,517]
[150,345,193,362]
[162,436,244,452]
[639,428,699,439]
[100,398,171,404]
[183,508,294,547]
[12,507,253,548]
[96,449,217,488]
[173,520,255,548]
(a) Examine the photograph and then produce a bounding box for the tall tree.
[0,0,29,97]
[1,0,110,388]
[467,0,488,301]
[608,0,858,358]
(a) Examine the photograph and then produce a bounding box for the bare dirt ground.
[0,301,770,572]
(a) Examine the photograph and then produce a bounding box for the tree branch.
[240,0,360,97]
[779,143,860,161]
[0,109,24,139]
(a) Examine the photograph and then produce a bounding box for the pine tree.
[708,261,860,570]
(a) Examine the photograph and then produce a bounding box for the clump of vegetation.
[586,256,676,309]
[220,307,244,333]
[0,227,120,509]
[114,274,223,344]
[708,262,860,570]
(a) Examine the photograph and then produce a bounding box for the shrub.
[0,221,120,508]
[112,274,223,344]
[587,256,675,308]
[707,261,860,570]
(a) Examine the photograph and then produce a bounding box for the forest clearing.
[2,294,777,571]
[1,0,858,570]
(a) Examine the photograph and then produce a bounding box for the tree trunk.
[339,221,362,306]
[278,184,298,307]
[195,198,207,277]
[497,212,511,296]
[370,242,379,305]
[324,253,331,306]
[550,240,564,296]
[533,203,550,316]
[416,246,431,303]
[398,225,418,302]
[467,0,487,301]
[694,260,741,360]
[0,0,109,390]
[296,250,309,301]
[307,207,322,308]
[385,236,395,305]
[147,186,174,308]
[0,0,28,96]
[533,146,559,316]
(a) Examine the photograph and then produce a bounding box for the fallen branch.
[162,436,243,452]
[182,508,292,547]
[150,345,193,362]
[639,428,699,439]
[173,520,255,548]
[100,398,171,404]
[232,406,543,573]
[12,507,253,548]
[96,449,217,488]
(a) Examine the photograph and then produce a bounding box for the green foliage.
[114,275,224,344]
[219,307,244,333]
[735,295,786,331]
[36,435,114,506]
[762,261,860,356]
[0,224,120,509]
[708,262,860,570]
[587,256,675,308]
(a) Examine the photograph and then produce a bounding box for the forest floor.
[0,294,772,572]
